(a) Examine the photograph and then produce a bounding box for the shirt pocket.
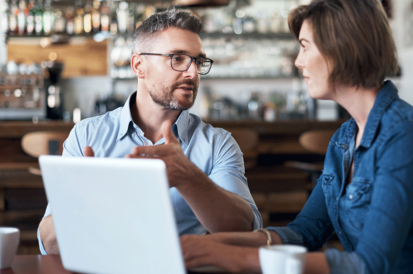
[344,177,373,231]
[319,173,335,207]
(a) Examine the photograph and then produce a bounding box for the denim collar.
[337,80,398,149]
[117,91,191,145]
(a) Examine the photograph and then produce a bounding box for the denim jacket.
[268,81,413,274]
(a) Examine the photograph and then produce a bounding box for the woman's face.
[295,20,333,99]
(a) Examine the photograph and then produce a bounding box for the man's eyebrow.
[167,49,207,58]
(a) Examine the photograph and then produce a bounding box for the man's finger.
[131,145,169,157]
[84,146,95,157]
[161,120,179,144]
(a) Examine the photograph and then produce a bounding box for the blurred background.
[0,0,408,255]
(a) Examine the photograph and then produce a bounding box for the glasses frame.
[139,53,214,75]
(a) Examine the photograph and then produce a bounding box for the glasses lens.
[171,54,212,75]
[171,55,191,71]
[199,60,212,75]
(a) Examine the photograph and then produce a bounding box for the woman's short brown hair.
[289,0,398,89]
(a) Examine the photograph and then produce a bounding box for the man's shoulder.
[189,113,231,140]
[74,107,123,132]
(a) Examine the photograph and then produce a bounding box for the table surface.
[0,255,236,274]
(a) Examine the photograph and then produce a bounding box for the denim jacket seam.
[302,221,334,248]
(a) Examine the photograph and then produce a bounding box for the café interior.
[0,0,411,272]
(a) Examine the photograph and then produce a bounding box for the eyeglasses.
[140,53,214,75]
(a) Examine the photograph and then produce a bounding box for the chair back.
[21,131,70,158]
[299,129,336,155]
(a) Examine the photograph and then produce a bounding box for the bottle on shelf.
[100,1,110,32]
[8,0,18,35]
[117,1,128,34]
[34,0,43,35]
[26,0,36,35]
[83,0,92,34]
[17,0,29,35]
[109,2,118,35]
[65,7,74,35]
[54,9,66,34]
[74,3,84,35]
[91,0,101,33]
[42,0,54,35]
[1,1,9,35]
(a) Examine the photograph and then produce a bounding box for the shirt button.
[343,144,347,149]
[338,231,342,235]
[349,194,353,200]
[336,197,339,201]
[131,133,135,137]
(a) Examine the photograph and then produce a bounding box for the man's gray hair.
[132,9,202,54]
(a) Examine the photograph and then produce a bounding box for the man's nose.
[184,59,198,78]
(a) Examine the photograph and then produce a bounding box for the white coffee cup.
[0,227,20,269]
[259,245,307,274]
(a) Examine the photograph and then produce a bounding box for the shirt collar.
[117,91,136,141]
[338,80,398,149]
[117,91,192,145]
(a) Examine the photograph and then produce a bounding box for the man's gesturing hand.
[126,120,198,189]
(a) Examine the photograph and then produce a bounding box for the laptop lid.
[39,155,186,274]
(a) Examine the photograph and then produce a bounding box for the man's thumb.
[84,146,95,157]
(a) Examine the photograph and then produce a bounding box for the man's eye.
[172,56,183,62]
[196,59,205,65]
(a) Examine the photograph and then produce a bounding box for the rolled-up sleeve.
[325,249,367,274]
[208,133,262,230]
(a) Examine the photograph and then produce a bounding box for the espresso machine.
[44,61,64,120]
[0,62,46,120]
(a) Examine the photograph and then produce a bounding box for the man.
[38,9,262,255]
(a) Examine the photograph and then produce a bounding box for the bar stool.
[21,131,70,175]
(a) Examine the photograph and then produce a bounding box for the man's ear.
[131,53,145,78]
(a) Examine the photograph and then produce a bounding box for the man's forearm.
[177,166,254,233]
[39,215,60,254]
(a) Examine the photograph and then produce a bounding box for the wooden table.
[0,255,235,274]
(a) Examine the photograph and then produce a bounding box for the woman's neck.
[333,85,380,146]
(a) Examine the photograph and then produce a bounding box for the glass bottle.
[17,0,28,35]
[91,0,100,33]
[83,0,92,34]
[54,9,65,33]
[42,0,54,35]
[100,1,109,32]
[117,1,128,34]
[65,7,74,35]
[109,2,118,35]
[9,0,19,36]
[74,7,84,35]
[127,3,135,34]
[26,0,35,35]
[2,1,9,35]
[34,0,43,35]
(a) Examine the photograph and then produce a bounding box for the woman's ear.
[131,53,145,78]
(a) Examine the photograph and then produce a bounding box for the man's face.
[142,27,204,110]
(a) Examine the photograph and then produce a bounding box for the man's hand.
[84,146,95,157]
[126,121,197,188]
[39,215,59,254]
[180,234,260,273]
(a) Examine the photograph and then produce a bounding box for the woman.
[180,0,413,273]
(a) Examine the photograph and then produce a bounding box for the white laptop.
[39,155,186,274]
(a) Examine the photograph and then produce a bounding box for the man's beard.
[148,79,198,111]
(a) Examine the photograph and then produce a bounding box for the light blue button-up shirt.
[38,91,262,255]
